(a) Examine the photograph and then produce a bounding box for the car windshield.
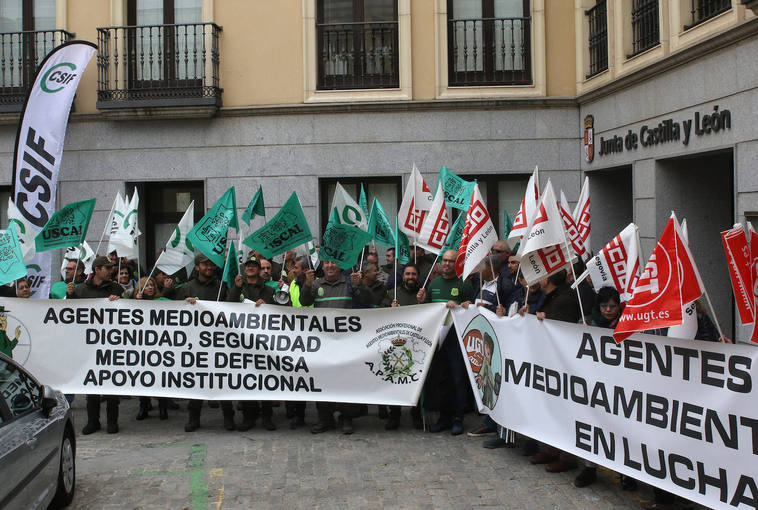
[0,359,39,417]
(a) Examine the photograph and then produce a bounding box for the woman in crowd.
[119,266,137,298]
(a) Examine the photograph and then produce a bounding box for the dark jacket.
[169,277,226,301]
[227,279,275,304]
[539,283,582,323]
[71,278,124,299]
[353,280,391,308]
[299,276,357,309]
[393,284,420,306]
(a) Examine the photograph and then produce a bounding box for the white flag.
[517,180,572,286]
[109,190,140,258]
[559,190,589,262]
[416,182,450,255]
[455,183,497,280]
[572,176,591,253]
[330,183,367,231]
[581,223,642,302]
[508,166,539,242]
[107,192,126,239]
[7,198,37,262]
[155,201,196,276]
[61,241,95,278]
[398,164,433,238]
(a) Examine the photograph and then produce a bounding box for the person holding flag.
[417,249,474,436]
[227,253,277,432]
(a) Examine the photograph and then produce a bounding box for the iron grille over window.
[316,0,399,90]
[685,0,731,29]
[629,0,659,57]
[96,22,221,109]
[0,29,73,112]
[447,0,531,86]
[586,0,608,79]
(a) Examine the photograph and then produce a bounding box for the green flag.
[35,198,95,252]
[367,198,395,247]
[187,186,238,268]
[0,227,27,285]
[503,210,514,239]
[321,209,373,270]
[242,185,265,226]
[222,240,239,290]
[395,217,410,265]
[358,184,369,219]
[442,212,466,253]
[439,166,476,211]
[243,192,312,259]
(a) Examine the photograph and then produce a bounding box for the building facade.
[0,0,756,338]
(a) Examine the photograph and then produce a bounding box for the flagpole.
[217,242,229,302]
[136,237,142,287]
[701,288,726,340]
[140,264,157,296]
[421,253,439,290]
[393,255,397,301]
[563,237,587,325]
[95,195,118,255]
[487,256,501,306]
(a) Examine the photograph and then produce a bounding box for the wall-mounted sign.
[589,105,732,160]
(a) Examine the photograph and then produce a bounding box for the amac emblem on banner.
[584,115,594,163]
[461,315,502,410]
[366,333,427,384]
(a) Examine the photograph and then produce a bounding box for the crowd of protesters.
[3,239,726,510]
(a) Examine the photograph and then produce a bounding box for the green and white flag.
[442,212,466,253]
[321,209,372,270]
[155,201,196,276]
[109,190,141,259]
[367,198,395,247]
[61,241,96,277]
[503,210,514,239]
[438,166,476,211]
[222,240,239,290]
[331,182,367,230]
[395,217,410,265]
[359,184,369,219]
[35,198,95,252]
[0,227,27,285]
[243,192,312,259]
[7,197,36,262]
[187,187,238,268]
[241,185,265,226]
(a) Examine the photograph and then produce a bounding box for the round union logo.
[40,62,78,93]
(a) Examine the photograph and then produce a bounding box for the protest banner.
[12,41,96,299]
[11,299,446,406]
[452,308,758,510]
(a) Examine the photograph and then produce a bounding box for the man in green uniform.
[417,249,473,436]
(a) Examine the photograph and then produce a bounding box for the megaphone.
[274,283,290,305]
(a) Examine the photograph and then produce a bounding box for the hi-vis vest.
[289,281,313,308]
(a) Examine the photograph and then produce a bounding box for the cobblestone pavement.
[68,398,702,510]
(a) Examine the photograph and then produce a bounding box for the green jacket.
[299,277,357,309]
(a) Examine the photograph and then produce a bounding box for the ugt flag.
[187,187,238,268]
[35,198,95,252]
[12,41,96,299]
[398,164,433,238]
[416,181,451,255]
[456,183,497,280]
[320,209,372,270]
[243,192,312,259]
[579,223,642,302]
[721,224,753,325]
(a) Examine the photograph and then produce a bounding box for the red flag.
[749,224,758,344]
[613,216,683,343]
[721,225,754,325]
[559,190,588,261]
[456,184,497,280]
[673,218,704,305]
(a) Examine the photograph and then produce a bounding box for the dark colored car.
[0,353,76,509]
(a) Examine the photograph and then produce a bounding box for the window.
[0,359,40,418]
[447,0,531,86]
[684,0,731,29]
[316,0,399,90]
[628,0,659,57]
[449,174,528,238]
[585,0,608,78]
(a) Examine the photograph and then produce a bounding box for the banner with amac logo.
[9,299,446,406]
[452,308,758,510]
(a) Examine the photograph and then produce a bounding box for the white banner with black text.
[6,298,446,405]
[452,308,758,510]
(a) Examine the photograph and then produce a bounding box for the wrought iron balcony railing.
[447,16,531,86]
[629,0,660,58]
[586,0,608,79]
[685,0,732,29]
[0,29,74,113]
[317,21,399,90]
[96,22,221,109]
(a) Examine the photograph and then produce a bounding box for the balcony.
[447,16,532,87]
[586,0,608,79]
[0,30,74,113]
[628,0,660,58]
[684,0,732,30]
[96,22,221,112]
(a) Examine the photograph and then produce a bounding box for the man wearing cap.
[164,253,232,432]
[67,256,123,435]
[228,254,277,431]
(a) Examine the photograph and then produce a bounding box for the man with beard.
[384,263,425,430]
[353,261,390,308]
[228,254,276,431]
[417,250,473,435]
[259,257,280,292]
[163,254,233,433]
[284,256,312,428]
[299,260,361,434]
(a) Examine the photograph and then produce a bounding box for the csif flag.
[187,187,238,268]
[35,198,95,252]
[109,190,141,259]
[398,164,433,238]
[155,201,196,276]
[12,41,96,299]
[416,181,451,255]
[7,198,37,262]
[455,183,497,280]
[61,241,95,278]
[331,182,367,231]
[243,192,312,259]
